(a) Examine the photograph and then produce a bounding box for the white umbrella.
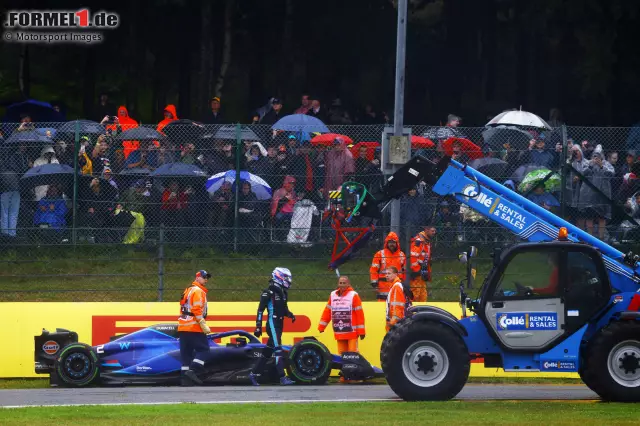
[486,108,552,130]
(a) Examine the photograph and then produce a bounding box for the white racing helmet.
[272,267,292,289]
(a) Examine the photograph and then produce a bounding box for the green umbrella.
[518,169,561,193]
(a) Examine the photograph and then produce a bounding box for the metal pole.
[560,125,568,220]
[390,0,407,236]
[233,123,241,252]
[157,225,165,301]
[72,120,79,245]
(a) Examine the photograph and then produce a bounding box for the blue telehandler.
[339,154,640,402]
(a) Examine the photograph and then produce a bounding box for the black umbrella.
[468,158,509,180]
[482,125,532,151]
[203,125,261,142]
[57,120,106,136]
[512,164,546,184]
[4,130,54,147]
[116,127,166,142]
[161,119,206,142]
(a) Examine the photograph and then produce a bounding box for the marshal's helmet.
[271,267,293,289]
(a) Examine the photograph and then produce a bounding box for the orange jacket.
[386,278,409,329]
[318,286,365,340]
[157,104,178,133]
[370,232,406,295]
[108,106,139,159]
[410,230,432,281]
[178,281,209,333]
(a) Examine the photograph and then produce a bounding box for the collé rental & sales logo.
[3,8,119,44]
[497,312,558,331]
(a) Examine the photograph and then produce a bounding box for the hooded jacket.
[318,285,365,341]
[157,105,178,133]
[370,232,406,298]
[109,106,140,159]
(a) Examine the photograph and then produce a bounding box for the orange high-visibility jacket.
[318,286,365,340]
[386,278,409,329]
[370,232,406,297]
[178,281,209,333]
[410,231,432,281]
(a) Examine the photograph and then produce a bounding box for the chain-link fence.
[1,119,638,302]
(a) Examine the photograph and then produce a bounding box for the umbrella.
[350,141,380,160]
[161,119,206,141]
[486,109,552,130]
[206,170,272,200]
[20,164,74,188]
[272,114,330,133]
[422,127,463,140]
[442,137,483,160]
[311,133,354,146]
[482,125,533,151]
[411,136,435,149]
[150,162,208,178]
[4,130,54,147]
[116,127,166,142]
[2,99,64,123]
[512,164,546,183]
[210,125,261,141]
[468,158,509,180]
[518,169,561,193]
[57,120,106,135]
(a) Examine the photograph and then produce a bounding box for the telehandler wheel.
[582,321,640,402]
[381,318,470,401]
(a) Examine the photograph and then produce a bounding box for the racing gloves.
[254,327,262,338]
[199,318,211,334]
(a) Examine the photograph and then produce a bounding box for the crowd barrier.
[1,302,578,379]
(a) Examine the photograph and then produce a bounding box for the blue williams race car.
[34,324,383,387]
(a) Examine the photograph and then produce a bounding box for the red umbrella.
[350,141,380,161]
[411,136,435,149]
[310,133,354,146]
[442,137,483,160]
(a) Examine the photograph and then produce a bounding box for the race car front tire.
[286,339,332,385]
[55,343,100,387]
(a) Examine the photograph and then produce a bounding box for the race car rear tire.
[381,318,470,401]
[55,343,100,387]
[286,339,332,385]
[582,321,640,402]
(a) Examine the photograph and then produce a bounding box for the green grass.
[0,244,494,302]
[0,401,636,425]
[0,377,586,390]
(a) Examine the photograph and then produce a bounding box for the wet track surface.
[0,384,598,407]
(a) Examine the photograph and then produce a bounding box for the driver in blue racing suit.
[249,267,296,386]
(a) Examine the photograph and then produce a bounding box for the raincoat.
[370,232,406,300]
[578,145,614,220]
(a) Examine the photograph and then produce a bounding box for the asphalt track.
[0,384,598,408]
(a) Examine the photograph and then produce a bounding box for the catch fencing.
[0,120,638,301]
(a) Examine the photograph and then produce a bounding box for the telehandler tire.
[381,318,470,401]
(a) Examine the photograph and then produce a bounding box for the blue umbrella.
[211,124,261,141]
[206,170,272,200]
[272,114,329,133]
[4,130,54,146]
[2,99,64,123]
[58,120,106,135]
[150,162,208,178]
[20,163,74,188]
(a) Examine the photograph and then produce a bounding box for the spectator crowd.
[2,94,640,250]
